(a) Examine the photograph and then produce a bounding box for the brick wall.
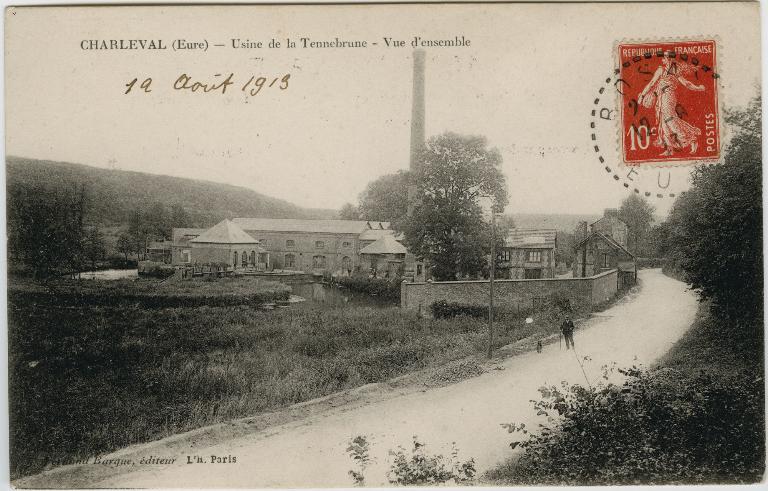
[401,269,618,315]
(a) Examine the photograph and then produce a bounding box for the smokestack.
[409,49,426,172]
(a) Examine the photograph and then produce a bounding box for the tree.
[403,132,508,280]
[127,209,147,260]
[144,201,169,240]
[170,203,193,228]
[338,202,360,220]
[619,194,655,255]
[82,226,107,270]
[665,96,762,328]
[555,231,576,268]
[357,171,410,222]
[7,183,89,278]
[116,232,134,261]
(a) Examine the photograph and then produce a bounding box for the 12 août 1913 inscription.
[124,73,291,96]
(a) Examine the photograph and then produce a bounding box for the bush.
[387,437,476,485]
[332,276,401,303]
[138,261,175,279]
[431,300,488,319]
[493,365,764,485]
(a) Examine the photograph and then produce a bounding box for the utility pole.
[488,209,496,359]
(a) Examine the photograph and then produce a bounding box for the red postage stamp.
[617,40,719,165]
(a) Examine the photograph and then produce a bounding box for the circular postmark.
[590,39,722,199]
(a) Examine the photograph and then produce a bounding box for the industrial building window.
[284,253,296,269]
[342,241,352,248]
[342,256,352,271]
[233,251,238,266]
[498,250,512,262]
[241,252,248,267]
[603,253,609,268]
[312,255,326,268]
[315,240,325,249]
[181,249,191,263]
[250,251,256,265]
[528,251,542,262]
[286,239,295,248]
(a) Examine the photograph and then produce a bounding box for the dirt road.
[17,269,698,488]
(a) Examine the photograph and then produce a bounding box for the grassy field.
[8,278,570,479]
[9,276,291,308]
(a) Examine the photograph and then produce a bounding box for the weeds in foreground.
[346,435,476,486]
[346,435,373,486]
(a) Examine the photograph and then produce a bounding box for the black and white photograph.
[4,2,765,488]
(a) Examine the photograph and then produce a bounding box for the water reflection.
[289,282,393,308]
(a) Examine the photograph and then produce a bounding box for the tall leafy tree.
[7,183,89,277]
[665,96,762,329]
[82,226,107,270]
[619,194,655,254]
[403,132,508,280]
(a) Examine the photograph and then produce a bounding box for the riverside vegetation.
[9,276,575,479]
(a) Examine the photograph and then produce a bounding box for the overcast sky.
[5,3,761,216]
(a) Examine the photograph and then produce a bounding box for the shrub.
[431,300,487,319]
[333,276,401,303]
[493,365,764,485]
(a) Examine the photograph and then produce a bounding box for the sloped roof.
[504,229,557,249]
[233,218,390,235]
[190,219,259,244]
[576,231,635,258]
[172,227,206,243]
[359,235,408,255]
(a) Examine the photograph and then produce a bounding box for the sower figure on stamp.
[560,315,575,351]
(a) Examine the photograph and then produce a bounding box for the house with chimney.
[573,208,636,288]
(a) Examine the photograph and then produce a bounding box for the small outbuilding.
[189,219,269,271]
[359,234,407,278]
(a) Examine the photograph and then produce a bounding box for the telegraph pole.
[488,209,496,359]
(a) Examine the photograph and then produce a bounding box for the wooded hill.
[6,156,336,228]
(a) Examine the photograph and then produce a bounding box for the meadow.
[8,278,567,479]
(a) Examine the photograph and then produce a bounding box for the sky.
[5,3,761,217]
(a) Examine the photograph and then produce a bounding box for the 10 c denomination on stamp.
[617,39,719,165]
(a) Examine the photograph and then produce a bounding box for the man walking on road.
[561,315,575,350]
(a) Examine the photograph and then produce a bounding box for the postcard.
[5,2,764,488]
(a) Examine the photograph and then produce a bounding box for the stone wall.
[401,269,618,315]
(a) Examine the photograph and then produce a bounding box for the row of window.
[283,254,352,270]
[497,250,546,263]
[265,239,353,250]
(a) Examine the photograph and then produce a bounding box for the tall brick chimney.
[405,50,426,281]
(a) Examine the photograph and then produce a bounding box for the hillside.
[6,157,336,228]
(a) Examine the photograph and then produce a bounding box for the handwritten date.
[124,73,291,96]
